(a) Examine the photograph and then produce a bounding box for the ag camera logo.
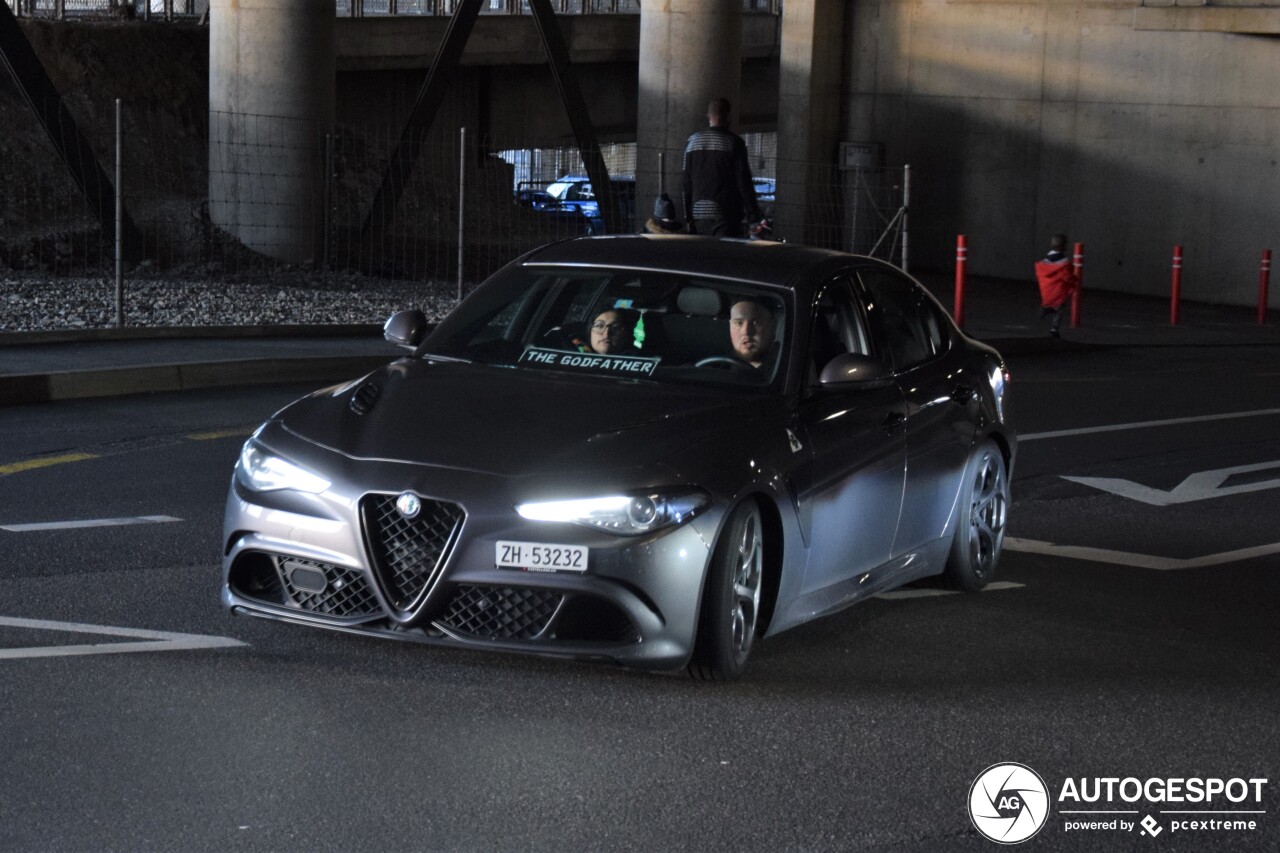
[969,763,1050,844]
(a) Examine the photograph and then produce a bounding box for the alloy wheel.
[967,450,1008,579]
[730,507,764,659]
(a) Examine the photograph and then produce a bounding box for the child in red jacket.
[1035,233,1078,338]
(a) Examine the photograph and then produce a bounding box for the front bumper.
[221,469,716,671]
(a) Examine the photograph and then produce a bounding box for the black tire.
[944,440,1009,592]
[688,500,764,681]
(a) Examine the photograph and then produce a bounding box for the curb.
[0,324,383,347]
[1,355,392,405]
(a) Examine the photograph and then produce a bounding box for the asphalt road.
[1,344,1277,852]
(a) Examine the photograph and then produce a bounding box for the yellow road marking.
[0,452,98,476]
[187,429,253,441]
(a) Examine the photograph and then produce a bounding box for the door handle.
[881,412,906,433]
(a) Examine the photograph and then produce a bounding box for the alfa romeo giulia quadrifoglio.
[221,236,1014,680]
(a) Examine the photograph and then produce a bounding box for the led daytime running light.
[516,491,708,536]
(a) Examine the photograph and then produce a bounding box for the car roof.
[521,235,855,289]
[551,174,636,183]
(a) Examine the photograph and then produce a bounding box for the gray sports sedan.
[221,236,1014,680]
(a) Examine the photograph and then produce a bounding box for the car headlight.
[236,440,331,494]
[515,490,710,536]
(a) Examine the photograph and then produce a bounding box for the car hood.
[276,359,768,478]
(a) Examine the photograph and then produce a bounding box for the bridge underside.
[335,15,781,142]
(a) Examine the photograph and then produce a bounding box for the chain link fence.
[0,100,907,329]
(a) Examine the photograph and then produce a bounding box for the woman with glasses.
[576,307,643,355]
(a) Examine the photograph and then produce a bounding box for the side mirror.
[383,309,428,350]
[819,353,891,385]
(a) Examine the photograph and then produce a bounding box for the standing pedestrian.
[681,98,763,238]
[1035,233,1078,338]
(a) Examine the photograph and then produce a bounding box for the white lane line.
[1006,537,1280,570]
[1019,407,1280,442]
[876,581,1025,600]
[0,616,246,660]
[1,515,181,533]
[1015,377,1121,384]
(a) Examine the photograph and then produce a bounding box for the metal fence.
[9,0,203,18]
[0,102,907,329]
[7,0,780,20]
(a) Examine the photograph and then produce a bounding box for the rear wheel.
[944,440,1008,591]
[688,501,764,681]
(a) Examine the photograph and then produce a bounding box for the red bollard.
[954,234,968,327]
[1071,242,1084,329]
[1259,250,1272,326]
[1170,245,1183,326]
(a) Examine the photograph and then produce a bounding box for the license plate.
[496,541,588,573]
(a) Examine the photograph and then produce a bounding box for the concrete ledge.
[0,325,381,347]
[335,13,780,71]
[2,355,391,405]
[1134,5,1280,32]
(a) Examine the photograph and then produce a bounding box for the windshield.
[422,266,789,388]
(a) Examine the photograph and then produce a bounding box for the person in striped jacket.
[681,98,763,239]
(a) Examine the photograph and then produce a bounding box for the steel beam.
[0,2,141,260]
[361,0,618,238]
[360,0,484,239]
[527,0,618,234]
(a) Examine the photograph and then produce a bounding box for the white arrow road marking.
[1062,460,1280,506]
[1,515,181,532]
[1019,407,1280,442]
[1006,537,1280,570]
[876,581,1025,600]
[0,616,246,660]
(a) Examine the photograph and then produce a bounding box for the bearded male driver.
[729,299,777,368]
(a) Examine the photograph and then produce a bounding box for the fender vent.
[349,381,381,415]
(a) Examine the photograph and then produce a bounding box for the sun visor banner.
[519,346,661,377]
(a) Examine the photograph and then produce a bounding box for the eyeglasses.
[591,322,626,332]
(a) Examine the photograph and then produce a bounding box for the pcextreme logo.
[969,764,1271,845]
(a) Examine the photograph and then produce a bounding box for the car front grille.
[361,494,464,612]
[276,556,381,618]
[434,585,564,641]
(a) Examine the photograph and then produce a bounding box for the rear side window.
[857,268,944,373]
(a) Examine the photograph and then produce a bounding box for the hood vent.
[349,381,381,415]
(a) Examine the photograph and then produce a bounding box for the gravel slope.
[1,276,460,332]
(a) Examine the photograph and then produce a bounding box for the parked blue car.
[540,174,637,234]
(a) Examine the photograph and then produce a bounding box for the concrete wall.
[847,0,1280,305]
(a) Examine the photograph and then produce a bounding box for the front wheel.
[943,440,1009,592]
[688,501,764,681]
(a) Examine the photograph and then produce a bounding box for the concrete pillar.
[209,0,335,264]
[636,0,742,228]
[776,0,845,248]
